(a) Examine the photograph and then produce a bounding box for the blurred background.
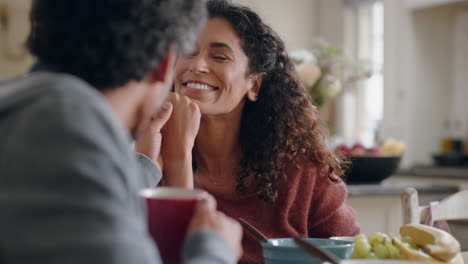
[0,0,467,241]
[1,0,467,169]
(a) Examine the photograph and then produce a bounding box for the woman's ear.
[247,72,266,102]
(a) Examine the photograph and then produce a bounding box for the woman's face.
[174,17,260,115]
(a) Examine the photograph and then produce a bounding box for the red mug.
[140,187,207,264]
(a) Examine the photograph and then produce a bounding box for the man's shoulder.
[0,72,102,112]
[0,72,118,132]
[0,72,128,150]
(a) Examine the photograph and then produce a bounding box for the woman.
[160,0,360,263]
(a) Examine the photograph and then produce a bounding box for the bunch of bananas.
[350,224,463,264]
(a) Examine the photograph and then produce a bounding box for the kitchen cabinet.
[347,195,402,237]
[346,184,457,237]
[406,0,468,10]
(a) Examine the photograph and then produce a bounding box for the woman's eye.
[213,56,229,61]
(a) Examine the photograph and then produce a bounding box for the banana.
[393,237,446,264]
[400,224,461,262]
[449,253,464,264]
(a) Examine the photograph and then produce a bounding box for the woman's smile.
[182,80,218,94]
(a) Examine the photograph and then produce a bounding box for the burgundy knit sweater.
[206,160,360,264]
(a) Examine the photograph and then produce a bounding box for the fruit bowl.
[344,155,402,184]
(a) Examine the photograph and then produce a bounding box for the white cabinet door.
[406,0,466,10]
[346,195,402,237]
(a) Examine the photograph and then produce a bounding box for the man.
[0,0,242,263]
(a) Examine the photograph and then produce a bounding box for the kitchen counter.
[385,171,468,190]
[347,183,459,197]
[398,165,468,179]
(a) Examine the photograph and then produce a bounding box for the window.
[335,0,384,148]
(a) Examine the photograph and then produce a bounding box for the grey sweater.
[0,72,234,264]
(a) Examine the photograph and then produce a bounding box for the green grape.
[354,234,367,242]
[350,250,362,259]
[352,234,371,258]
[368,232,389,247]
[402,236,419,249]
[383,235,392,245]
[373,244,390,259]
[385,240,402,259]
[366,252,378,259]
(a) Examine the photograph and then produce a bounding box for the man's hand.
[187,198,243,260]
[135,102,173,169]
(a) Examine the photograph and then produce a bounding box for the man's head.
[27,0,207,136]
[27,0,206,89]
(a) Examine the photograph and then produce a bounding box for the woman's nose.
[189,55,209,74]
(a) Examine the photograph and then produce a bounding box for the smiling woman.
[162,0,361,263]
[175,17,262,116]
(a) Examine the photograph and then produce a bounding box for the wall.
[316,0,346,47]
[0,0,320,80]
[451,9,468,144]
[0,0,33,79]
[233,0,319,51]
[410,5,457,164]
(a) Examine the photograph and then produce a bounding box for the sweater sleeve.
[308,170,360,237]
[135,152,163,188]
[182,229,236,264]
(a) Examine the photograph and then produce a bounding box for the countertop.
[397,165,468,179]
[347,183,459,197]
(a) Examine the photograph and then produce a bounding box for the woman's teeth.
[186,82,215,90]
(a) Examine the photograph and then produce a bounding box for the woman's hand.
[135,102,173,169]
[162,92,201,156]
[161,92,201,188]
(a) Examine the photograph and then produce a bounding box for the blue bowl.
[262,238,354,264]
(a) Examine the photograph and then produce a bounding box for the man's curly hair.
[27,0,206,89]
[207,0,346,203]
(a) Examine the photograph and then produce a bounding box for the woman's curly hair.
[27,0,206,89]
[207,0,346,203]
